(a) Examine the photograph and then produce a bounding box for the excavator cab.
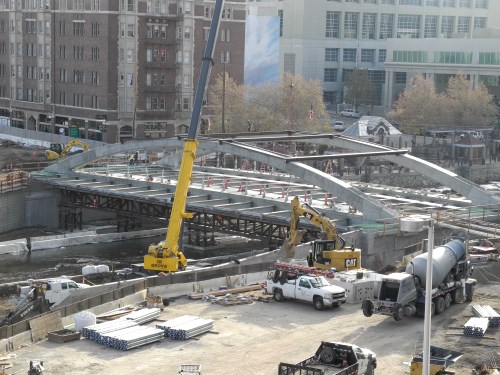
[313,240,361,271]
[49,143,63,154]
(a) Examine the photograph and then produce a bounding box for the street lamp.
[400,215,434,375]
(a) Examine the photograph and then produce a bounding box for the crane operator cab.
[312,240,361,272]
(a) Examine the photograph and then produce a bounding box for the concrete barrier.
[0,239,28,255]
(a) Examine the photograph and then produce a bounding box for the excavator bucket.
[281,230,306,258]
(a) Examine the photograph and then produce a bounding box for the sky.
[244,15,280,86]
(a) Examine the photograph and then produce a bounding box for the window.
[395,72,407,84]
[222,7,231,19]
[221,51,230,63]
[342,69,353,82]
[479,52,500,65]
[59,45,66,58]
[127,24,134,37]
[73,21,84,36]
[323,91,336,105]
[378,49,386,62]
[459,0,471,7]
[434,51,472,64]
[343,49,356,62]
[127,49,135,63]
[183,98,189,110]
[325,11,340,38]
[146,97,151,110]
[184,26,190,39]
[424,15,438,38]
[344,13,358,39]
[362,13,376,39]
[73,70,84,84]
[442,0,455,6]
[397,15,420,38]
[361,49,375,62]
[91,95,98,109]
[74,93,84,107]
[475,0,487,8]
[278,9,283,37]
[73,46,84,60]
[393,50,427,62]
[457,17,470,33]
[146,49,152,62]
[400,0,421,4]
[381,0,394,3]
[221,29,230,42]
[426,0,438,5]
[146,73,152,86]
[474,17,486,29]
[379,14,394,39]
[441,16,454,38]
[325,48,339,62]
[59,68,67,82]
[92,22,99,36]
[127,73,134,86]
[161,26,167,38]
[92,71,100,85]
[91,46,99,61]
[324,68,337,82]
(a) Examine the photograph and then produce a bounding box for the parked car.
[340,109,361,118]
[333,121,345,132]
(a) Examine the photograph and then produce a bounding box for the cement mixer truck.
[361,239,476,321]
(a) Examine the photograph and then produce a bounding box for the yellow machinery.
[143,0,225,272]
[45,139,89,160]
[282,196,361,272]
[410,346,463,375]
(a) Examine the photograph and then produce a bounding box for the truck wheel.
[435,296,445,314]
[466,284,474,302]
[320,347,336,363]
[313,297,325,311]
[392,307,403,321]
[273,289,284,302]
[365,363,375,375]
[444,293,452,309]
[453,288,464,304]
[362,300,374,317]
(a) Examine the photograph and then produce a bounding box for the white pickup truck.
[265,270,346,310]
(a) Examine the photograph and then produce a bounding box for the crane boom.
[144,0,225,272]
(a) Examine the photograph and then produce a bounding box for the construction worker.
[129,154,134,165]
[307,249,314,267]
[134,151,139,165]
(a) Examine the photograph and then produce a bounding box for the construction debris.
[202,293,253,306]
[188,284,263,300]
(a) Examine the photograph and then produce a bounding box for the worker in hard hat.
[307,249,314,267]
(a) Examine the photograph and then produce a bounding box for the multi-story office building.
[276,0,500,113]
[0,0,245,143]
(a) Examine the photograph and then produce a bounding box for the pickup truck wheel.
[435,296,445,314]
[365,363,375,375]
[273,289,284,302]
[313,297,325,311]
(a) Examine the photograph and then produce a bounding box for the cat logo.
[345,258,357,268]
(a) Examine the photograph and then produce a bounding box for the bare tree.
[344,69,372,110]
[444,74,497,128]
[208,72,330,133]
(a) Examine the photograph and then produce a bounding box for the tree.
[344,69,372,110]
[388,74,498,132]
[444,74,497,128]
[388,75,444,132]
[208,72,330,133]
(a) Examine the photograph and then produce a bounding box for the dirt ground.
[1,261,499,375]
[0,139,47,170]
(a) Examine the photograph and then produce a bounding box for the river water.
[0,235,266,284]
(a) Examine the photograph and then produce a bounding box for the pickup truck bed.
[279,358,359,375]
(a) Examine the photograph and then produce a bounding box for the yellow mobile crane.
[143,0,225,272]
[282,196,361,272]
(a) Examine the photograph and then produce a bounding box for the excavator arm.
[60,139,89,157]
[282,196,345,258]
[46,139,89,160]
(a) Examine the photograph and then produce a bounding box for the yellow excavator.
[143,0,225,272]
[45,139,89,161]
[282,196,362,272]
